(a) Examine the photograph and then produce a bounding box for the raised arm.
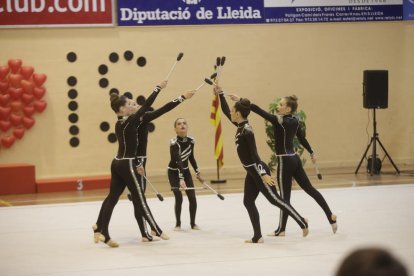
[250,103,279,124]
[130,84,164,122]
[142,91,195,123]
[213,85,236,126]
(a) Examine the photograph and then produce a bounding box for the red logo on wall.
[0,0,114,27]
[0,59,47,149]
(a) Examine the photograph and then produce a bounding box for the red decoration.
[22,94,35,104]
[0,81,9,93]
[21,80,35,94]
[9,74,23,88]
[0,106,11,120]
[10,101,23,113]
[34,100,47,113]
[0,67,10,80]
[1,135,16,148]
[8,59,22,74]
[22,117,35,129]
[0,120,11,132]
[0,59,47,149]
[33,73,47,87]
[23,106,35,117]
[10,114,23,126]
[0,94,11,106]
[33,87,46,99]
[20,66,34,80]
[13,127,25,139]
[9,87,23,99]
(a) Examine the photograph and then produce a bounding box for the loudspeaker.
[363,70,388,109]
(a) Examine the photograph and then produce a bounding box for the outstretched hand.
[213,84,222,95]
[261,174,275,186]
[184,90,196,99]
[158,80,168,89]
[229,94,240,101]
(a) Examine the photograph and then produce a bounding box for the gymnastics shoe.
[151,230,170,240]
[141,236,160,242]
[94,232,105,243]
[191,224,201,230]
[331,214,338,234]
[302,218,309,237]
[92,224,104,243]
[105,239,119,248]
[174,226,182,231]
[267,231,285,237]
[245,237,264,244]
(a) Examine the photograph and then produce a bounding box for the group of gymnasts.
[92,74,337,247]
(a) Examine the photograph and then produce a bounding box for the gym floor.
[1,166,413,275]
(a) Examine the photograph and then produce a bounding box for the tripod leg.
[376,138,400,174]
[355,138,373,174]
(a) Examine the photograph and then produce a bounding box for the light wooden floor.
[1,165,413,207]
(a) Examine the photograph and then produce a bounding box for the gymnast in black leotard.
[229,94,337,236]
[92,82,169,247]
[131,91,196,241]
[167,118,204,231]
[214,85,309,243]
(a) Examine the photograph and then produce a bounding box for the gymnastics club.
[195,73,217,91]
[165,52,184,81]
[201,181,225,200]
[313,162,322,180]
[143,175,165,201]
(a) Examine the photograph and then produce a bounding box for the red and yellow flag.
[210,94,224,168]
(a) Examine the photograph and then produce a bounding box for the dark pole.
[211,159,226,184]
[371,108,377,176]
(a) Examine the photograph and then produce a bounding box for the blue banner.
[117,0,405,26]
[118,0,265,26]
[403,0,414,19]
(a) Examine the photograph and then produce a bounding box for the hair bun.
[110,93,119,103]
[240,98,251,108]
[290,95,298,101]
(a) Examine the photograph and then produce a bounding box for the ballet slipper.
[92,224,103,243]
[331,214,338,234]
[245,237,264,244]
[267,231,285,237]
[94,232,105,243]
[151,230,170,240]
[105,239,119,248]
[302,218,309,237]
[191,225,201,230]
[141,236,160,242]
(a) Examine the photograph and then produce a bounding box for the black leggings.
[243,162,307,242]
[95,159,162,241]
[275,155,334,233]
[133,158,161,238]
[168,169,197,227]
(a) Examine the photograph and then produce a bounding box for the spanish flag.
[210,94,224,168]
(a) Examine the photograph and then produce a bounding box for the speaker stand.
[355,108,400,175]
